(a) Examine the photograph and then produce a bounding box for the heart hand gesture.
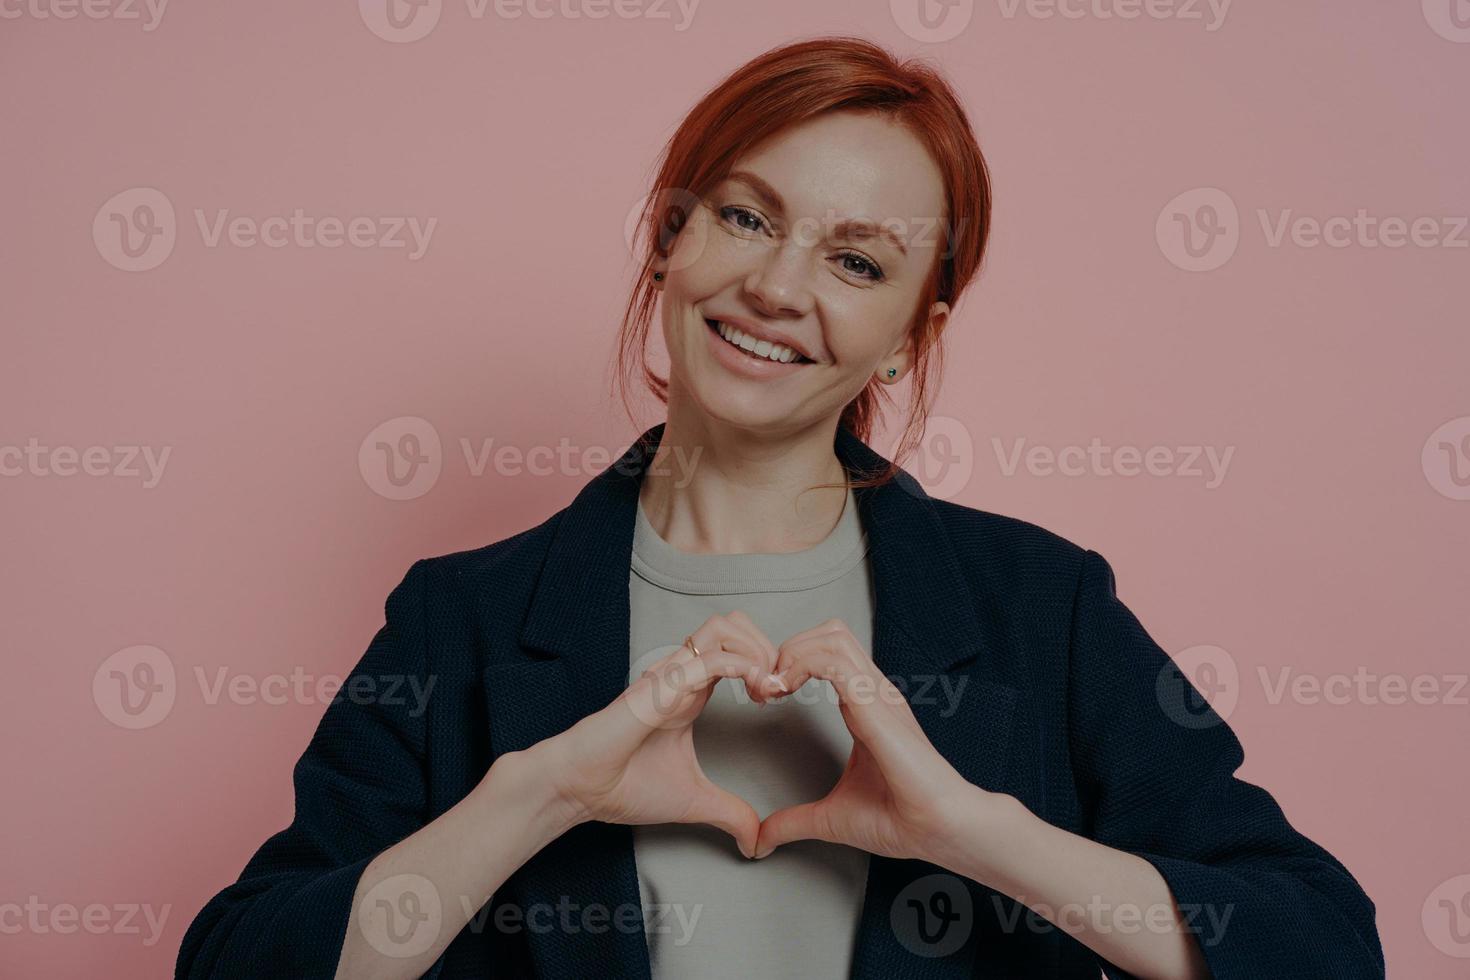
[536,611,788,858]
[753,619,984,865]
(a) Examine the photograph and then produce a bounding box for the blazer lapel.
[484,421,1018,979]
[481,428,656,979]
[835,427,1027,978]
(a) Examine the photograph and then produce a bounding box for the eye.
[719,205,768,235]
[835,250,884,283]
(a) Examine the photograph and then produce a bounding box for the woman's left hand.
[752,618,1006,864]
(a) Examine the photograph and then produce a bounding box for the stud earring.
[653,272,665,282]
[886,367,897,379]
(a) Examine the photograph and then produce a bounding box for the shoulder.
[393,508,568,608]
[927,495,1086,565]
[922,495,1099,608]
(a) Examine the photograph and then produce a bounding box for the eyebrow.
[723,170,910,257]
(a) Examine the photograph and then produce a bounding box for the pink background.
[2,1,1467,976]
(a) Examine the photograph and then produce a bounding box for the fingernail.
[766,672,788,692]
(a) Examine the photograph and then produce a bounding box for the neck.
[637,405,850,555]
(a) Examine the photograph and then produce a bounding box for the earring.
[653,272,665,282]
[886,367,897,379]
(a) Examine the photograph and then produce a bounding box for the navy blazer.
[177,422,1384,979]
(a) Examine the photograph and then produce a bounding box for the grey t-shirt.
[627,487,875,979]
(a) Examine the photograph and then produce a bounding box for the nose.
[742,243,814,319]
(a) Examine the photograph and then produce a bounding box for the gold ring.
[683,634,703,657]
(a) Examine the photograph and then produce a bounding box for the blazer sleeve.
[1065,549,1384,980]
[175,559,449,980]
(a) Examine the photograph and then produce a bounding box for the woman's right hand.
[526,611,788,859]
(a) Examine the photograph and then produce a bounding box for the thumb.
[755,801,830,859]
[681,780,761,860]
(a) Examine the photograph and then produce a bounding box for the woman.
[176,36,1384,980]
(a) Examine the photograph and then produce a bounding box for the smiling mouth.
[705,318,815,365]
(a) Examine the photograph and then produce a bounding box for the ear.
[927,300,951,341]
[882,301,949,383]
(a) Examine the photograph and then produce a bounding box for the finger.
[721,615,788,699]
[773,642,911,745]
[689,617,785,702]
[773,631,865,695]
[658,648,761,699]
[776,618,868,663]
[681,779,761,860]
[723,610,784,691]
[637,642,696,683]
[638,628,728,689]
[755,800,832,858]
[627,633,744,726]
[621,649,776,731]
[775,647,857,709]
[780,617,848,643]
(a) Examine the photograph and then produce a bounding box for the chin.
[686,380,802,434]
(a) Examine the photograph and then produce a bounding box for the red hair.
[614,35,993,488]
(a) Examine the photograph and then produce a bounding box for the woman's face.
[656,110,951,438]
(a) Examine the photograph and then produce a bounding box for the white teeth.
[715,321,802,364]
